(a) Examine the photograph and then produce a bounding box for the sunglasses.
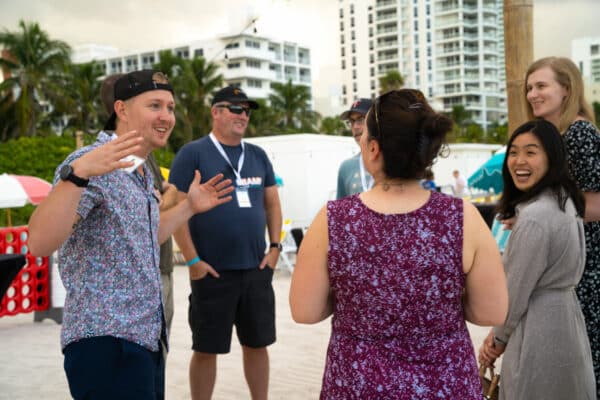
[216,104,251,116]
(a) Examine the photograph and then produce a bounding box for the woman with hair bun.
[290,89,508,399]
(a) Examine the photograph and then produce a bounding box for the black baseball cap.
[340,98,373,120]
[211,86,259,109]
[104,70,174,131]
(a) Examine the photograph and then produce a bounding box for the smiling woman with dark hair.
[290,89,508,399]
[479,119,595,400]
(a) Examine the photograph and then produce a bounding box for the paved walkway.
[0,266,494,399]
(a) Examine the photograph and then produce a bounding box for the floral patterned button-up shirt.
[55,131,163,352]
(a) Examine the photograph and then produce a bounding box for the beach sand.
[0,265,495,399]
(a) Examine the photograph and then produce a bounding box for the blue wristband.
[186,256,201,267]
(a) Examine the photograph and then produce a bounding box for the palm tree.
[0,20,71,138]
[48,61,104,135]
[378,70,404,94]
[269,80,318,132]
[153,52,223,150]
[319,116,348,135]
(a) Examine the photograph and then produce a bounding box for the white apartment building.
[338,0,506,129]
[572,37,600,105]
[73,33,312,102]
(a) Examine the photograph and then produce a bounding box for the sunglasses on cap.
[215,104,251,116]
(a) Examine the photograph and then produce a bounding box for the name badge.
[236,187,252,208]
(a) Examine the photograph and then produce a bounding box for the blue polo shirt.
[169,134,276,271]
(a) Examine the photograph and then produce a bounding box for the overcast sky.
[0,0,599,108]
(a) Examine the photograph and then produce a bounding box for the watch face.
[59,164,73,180]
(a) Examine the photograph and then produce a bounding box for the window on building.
[245,40,260,49]
[351,17,355,27]
[343,85,347,95]
[353,56,357,66]
[227,62,241,69]
[339,8,343,18]
[225,42,239,49]
[353,69,357,79]
[370,67,375,77]
[341,46,345,57]
[340,21,344,31]
[342,59,346,69]
[350,4,354,14]
[427,32,431,42]
[416,61,420,72]
[414,7,418,17]
[414,21,418,30]
[247,79,262,88]
[353,82,357,92]
[371,80,375,90]
[426,19,430,29]
[352,43,356,53]
[370,54,374,64]
[341,34,345,44]
[247,59,261,68]
[369,27,373,37]
[351,31,356,40]
[368,14,373,24]
[592,45,599,55]
[194,49,204,57]
[369,41,373,51]
[426,4,430,15]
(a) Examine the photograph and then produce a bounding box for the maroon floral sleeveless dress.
[321,192,481,399]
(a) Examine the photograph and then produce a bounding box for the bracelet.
[186,256,201,267]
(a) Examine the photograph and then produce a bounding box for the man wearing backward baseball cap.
[28,70,234,399]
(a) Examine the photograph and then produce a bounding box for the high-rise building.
[73,33,312,103]
[338,0,506,129]
[572,37,600,104]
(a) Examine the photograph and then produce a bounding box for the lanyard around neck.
[359,155,373,192]
[209,132,245,182]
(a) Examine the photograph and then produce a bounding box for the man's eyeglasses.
[345,117,365,127]
[216,104,251,116]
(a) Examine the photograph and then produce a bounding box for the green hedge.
[0,135,175,226]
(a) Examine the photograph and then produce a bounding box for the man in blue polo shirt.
[170,86,282,400]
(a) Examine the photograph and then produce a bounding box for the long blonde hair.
[524,57,596,133]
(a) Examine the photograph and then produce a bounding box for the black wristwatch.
[270,242,282,251]
[59,164,89,188]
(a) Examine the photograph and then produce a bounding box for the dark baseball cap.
[340,98,373,120]
[211,86,259,109]
[104,70,174,131]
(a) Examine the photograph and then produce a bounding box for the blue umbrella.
[468,151,506,193]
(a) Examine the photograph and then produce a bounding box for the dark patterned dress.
[564,119,600,396]
[322,192,481,399]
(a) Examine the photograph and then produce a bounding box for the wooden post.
[75,130,83,150]
[503,0,534,134]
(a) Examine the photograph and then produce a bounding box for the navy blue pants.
[63,336,164,400]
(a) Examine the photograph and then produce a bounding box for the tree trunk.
[503,0,534,134]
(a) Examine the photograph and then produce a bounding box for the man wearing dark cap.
[28,70,234,400]
[336,98,373,198]
[169,85,282,400]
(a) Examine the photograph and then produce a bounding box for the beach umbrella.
[468,151,506,194]
[0,174,52,226]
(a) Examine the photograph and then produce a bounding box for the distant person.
[452,169,468,197]
[290,89,508,398]
[336,98,373,199]
[169,85,282,400]
[523,56,600,395]
[101,73,178,344]
[421,168,436,191]
[478,120,595,399]
[27,70,233,400]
